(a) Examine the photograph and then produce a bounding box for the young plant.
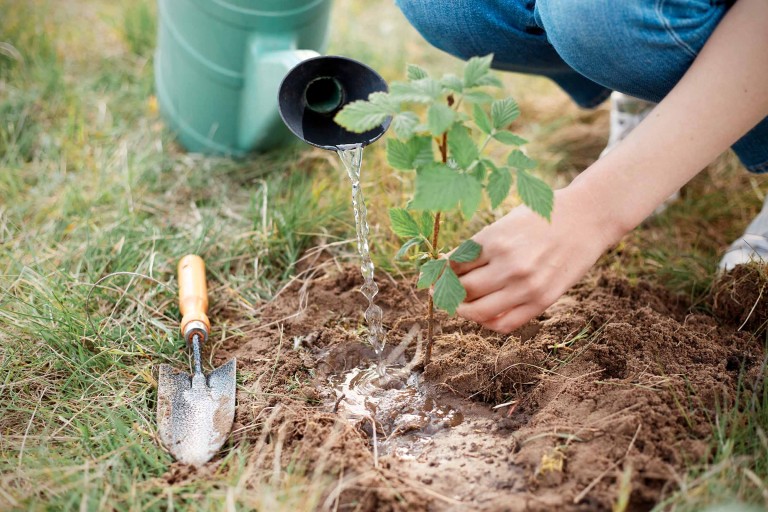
[335,55,553,364]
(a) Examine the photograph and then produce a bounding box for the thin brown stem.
[425,211,441,366]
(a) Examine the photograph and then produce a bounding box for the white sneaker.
[719,194,768,272]
[600,92,680,214]
[600,92,656,157]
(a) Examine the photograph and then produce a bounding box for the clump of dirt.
[711,263,768,336]
[165,263,765,511]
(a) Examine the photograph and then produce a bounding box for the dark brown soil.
[166,262,766,511]
[712,263,768,336]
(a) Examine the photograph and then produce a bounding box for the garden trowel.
[157,255,236,467]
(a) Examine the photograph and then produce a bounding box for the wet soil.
[169,263,766,511]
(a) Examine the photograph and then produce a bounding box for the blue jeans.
[396,0,768,173]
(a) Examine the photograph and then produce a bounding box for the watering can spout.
[238,34,320,151]
[277,56,391,150]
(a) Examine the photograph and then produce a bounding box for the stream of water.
[337,144,385,355]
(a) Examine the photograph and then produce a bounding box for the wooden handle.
[178,254,210,339]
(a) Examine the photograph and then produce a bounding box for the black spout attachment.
[278,56,391,150]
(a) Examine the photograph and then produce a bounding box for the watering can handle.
[178,254,211,342]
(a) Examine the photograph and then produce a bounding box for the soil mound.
[165,264,765,511]
[712,263,768,336]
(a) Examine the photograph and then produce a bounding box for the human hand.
[453,186,622,333]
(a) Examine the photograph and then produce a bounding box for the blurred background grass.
[0,0,765,510]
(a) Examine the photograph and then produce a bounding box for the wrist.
[561,172,635,251]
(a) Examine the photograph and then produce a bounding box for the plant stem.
[425,123,450,366]
[425,210,441,365]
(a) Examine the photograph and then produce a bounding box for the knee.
[535,0,718,101]
[535,0,617,82]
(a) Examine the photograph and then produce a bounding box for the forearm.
[570,0,768,245]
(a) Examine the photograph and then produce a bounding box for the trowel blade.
[157,359,236,466]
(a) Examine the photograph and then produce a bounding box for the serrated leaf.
[418,211,435,239]
[389,79,441,103]
[389,208,421,238]
[396,237,424,260]
[460,175,482,219]
[426,103,456,136]
[470,159,487,181]
[417,259,447,289]
[517,169,554,221]
[386,136,433,170]
[440,73,463,92]
[433,266,465,315]
[447,124,478,169]
[334,92,397,133]
[450,239,482,263]
[407,63,429,80]
[412,136,436,167]
[473,104,492,135]
[507,149,536,170]
[493,131,527,145]
[476,74,503,88]
[411,164,480,213]
[391,112,419,139]
[463,54,493,88]
[490,98,520,129]
[487,166,512,208]
[462,90,494,103]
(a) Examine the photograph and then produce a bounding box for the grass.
[0,0,766,510]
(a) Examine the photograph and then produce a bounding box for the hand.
[453,186,621,333]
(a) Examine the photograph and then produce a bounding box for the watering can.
[154,0,333,155]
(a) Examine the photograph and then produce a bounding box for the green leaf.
[418,211,435,239]
[450,239,482,263]
[460,176,483,219]
[493,131,527,146]
[407,63,429,80]
[473,104,492,135]
[470,159,487,181]
[427,103,456,136]
[417,259,447,289]
[389,79,441,103]
[334,92,397,133]
[463,54,493,88]
[440,73,464,92]
[462,90,494,103]
[386,136,433,170]
[396,237,424,260]
[487,166,512,209]
[507,149,536,170]
[411,164,479,212]
[476,74,503,88]
[490,98,520,129]
[447,124,478,169]
[433,266,466,315]
[517,169,554,221]
[389,208,421,238]
[391,112,420,140]
[412,136,436,167]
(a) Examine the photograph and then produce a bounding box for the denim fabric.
[396,0,767,172]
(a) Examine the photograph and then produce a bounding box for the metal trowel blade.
[157,359,236,466]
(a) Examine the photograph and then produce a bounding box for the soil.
[165,262,766,511]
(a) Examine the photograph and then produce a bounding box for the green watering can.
[155,0,333,155]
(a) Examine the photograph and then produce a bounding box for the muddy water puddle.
[325,364,464,459]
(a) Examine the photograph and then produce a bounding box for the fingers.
[449,242,489,276]
[456,287,528,324]
[458,264,505,302]
[481,303,544,334]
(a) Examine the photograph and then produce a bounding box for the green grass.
[0,0,766,510]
